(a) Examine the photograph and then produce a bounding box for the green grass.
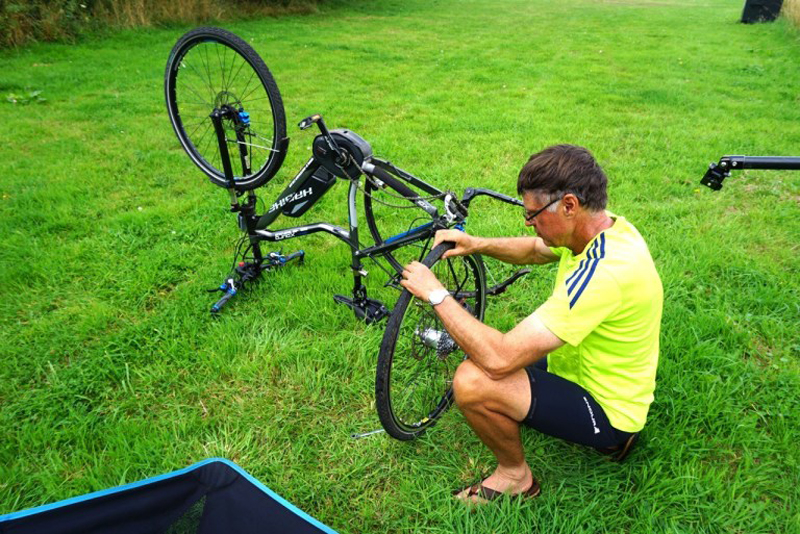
[1,0,800,532]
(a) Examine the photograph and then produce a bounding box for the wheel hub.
[415,327,458,360]
[214,91,241,109]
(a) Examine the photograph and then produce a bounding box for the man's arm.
[400,262,565,380]
[433,230,558,265]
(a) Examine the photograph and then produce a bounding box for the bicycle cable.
[360,173,448,209]
[227,233,248,277]
[335,153,449,209]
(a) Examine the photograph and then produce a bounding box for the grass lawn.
[1,0,799,532]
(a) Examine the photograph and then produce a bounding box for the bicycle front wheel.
[165,27,287,190]
[376,242,486,441]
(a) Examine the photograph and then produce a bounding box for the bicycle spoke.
[177,69,214,108]
[228,54,249,94]
[178,100,216,108]
[181,58,215,104]
[193,121,212,149]
[237,68,258,107]
[240,95,273,104]
[182,119,208,131]
[168,27,286,189]
[200,45,215,104]
[239,76,265,104]
[188,119,212,140]
[217,44,227,95]
[253,132,275,145]
[225,138,279,152]
[225,45,239,92]
[199,127,216,166]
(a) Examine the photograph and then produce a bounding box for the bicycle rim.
[165,27,286,190]
[376,243,486,440]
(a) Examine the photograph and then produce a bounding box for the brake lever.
[443,192,468,224]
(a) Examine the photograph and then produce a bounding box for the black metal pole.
[701,155,800,190]
[210,109,235,188]
[721,156,800,171]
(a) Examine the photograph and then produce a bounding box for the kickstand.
[350,428,385,439]
[485,268,532,296]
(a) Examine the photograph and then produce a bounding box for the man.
[399,144,663,502]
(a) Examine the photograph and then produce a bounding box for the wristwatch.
[427,289,451,307]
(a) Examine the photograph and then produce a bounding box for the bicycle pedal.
[333,295,391,324]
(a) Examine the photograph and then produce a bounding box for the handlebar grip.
[492,191,523,206]
[368,165,421,200]
[211,288,237,313]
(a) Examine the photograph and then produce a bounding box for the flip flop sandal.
[453,477,541,502]
[598,432,639,462]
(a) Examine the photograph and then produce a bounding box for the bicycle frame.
[218,144,448,320]
[208,110,525,319]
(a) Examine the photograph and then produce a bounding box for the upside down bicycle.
[164,27,532,440]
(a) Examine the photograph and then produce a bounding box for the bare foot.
[454,465,538,504]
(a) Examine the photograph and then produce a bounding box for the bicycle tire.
[165,27,287,191]
[376,242,487,441]
[363,173,436,273]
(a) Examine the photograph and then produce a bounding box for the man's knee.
[453,360,492,407]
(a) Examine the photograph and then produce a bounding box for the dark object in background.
[0,458,338,534]
[741,0,784,23]
[701,155,800,190]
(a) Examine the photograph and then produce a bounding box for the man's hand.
[433,229,481,259]
[400,261,447,301]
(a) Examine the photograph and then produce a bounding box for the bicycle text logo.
[269,187,314,213]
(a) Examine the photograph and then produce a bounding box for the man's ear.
[561,193,580,216]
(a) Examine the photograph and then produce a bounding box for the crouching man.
[400,145,663,502]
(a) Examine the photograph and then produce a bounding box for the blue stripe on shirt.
[568,233,606,309]
[566,240,598,296]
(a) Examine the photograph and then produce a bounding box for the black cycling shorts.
[523,358,633,449]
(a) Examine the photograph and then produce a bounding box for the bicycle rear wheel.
[165,27,287,190]
[376,242,486,440]
[363,173,440,273]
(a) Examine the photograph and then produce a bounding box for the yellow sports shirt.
[534,215,663,432]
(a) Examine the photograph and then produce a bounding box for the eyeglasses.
[524,197,561,223]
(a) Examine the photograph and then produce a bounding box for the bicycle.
[164,27,531,440]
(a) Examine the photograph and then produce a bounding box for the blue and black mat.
[0,458,337,534]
